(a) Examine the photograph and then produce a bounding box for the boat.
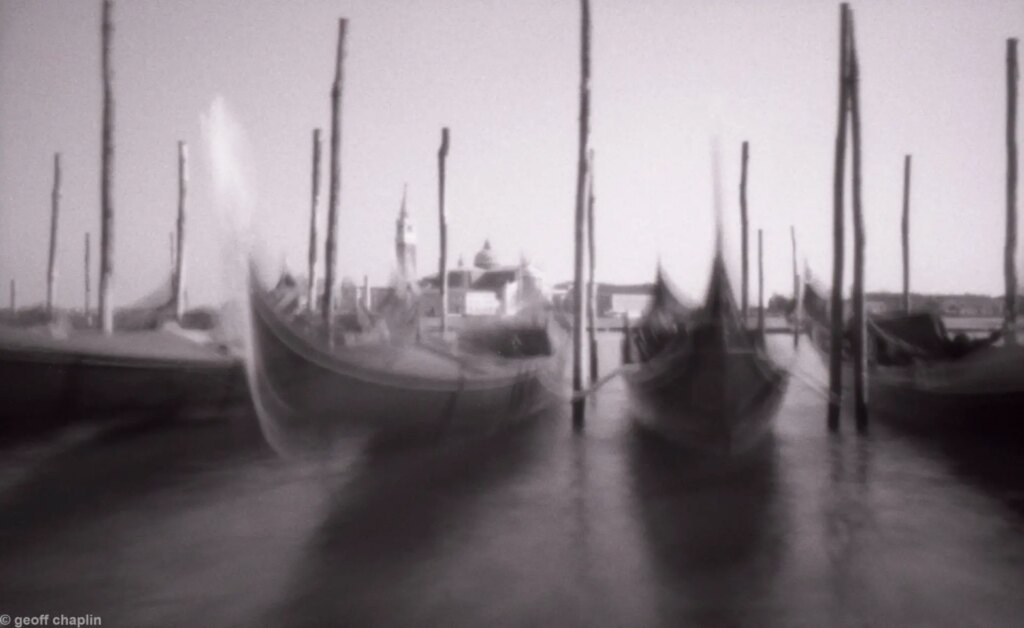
[245,271,567,452]
[0,278,248,442]
[802,278,1024,440]
[622,253,789,454]
[0,324,246,442]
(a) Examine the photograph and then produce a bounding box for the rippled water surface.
[1,336,1022,627]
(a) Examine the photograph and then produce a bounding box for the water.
[1,335,1023,627]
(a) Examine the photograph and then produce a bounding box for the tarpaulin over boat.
[457,324,554,358]
[633,268,694,362]
[871,313,951,360]
[801,279,1001,364]
[870,313,1001,364]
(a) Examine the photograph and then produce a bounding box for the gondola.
[802,279,1024,440]
[0,325,245,441]
[622,253,789,454]
[245,272,567,453]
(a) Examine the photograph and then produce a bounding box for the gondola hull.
[247,287,564,451]
[0,331,245,441]
[807,322,1024,439]
[624,343,787,455]
[623,259,788,455]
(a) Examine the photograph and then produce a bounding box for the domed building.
[473,240,498,270]
[419,239,548,317]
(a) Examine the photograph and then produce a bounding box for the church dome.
[473,239,498,270]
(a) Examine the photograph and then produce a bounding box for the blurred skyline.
[1,0,1022,308]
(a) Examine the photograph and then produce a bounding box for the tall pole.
[586,149,599,382]
[571,0,592,429]
[740,141,750,323]
[362,274,369,310]
[757,228,765,343]
[791,225,800,347]
[46,153,62,318]
[901,155,912,314]
[308,128,322,313]
[98,0,115,334]
[173,141,188,321]
[828,3,851,430]
[620,313,632,364]
[9,279,15,314]
[1006,38,1018,345]
[438,127,450,335]
[84,232,92,321]
[322,18,347,343]
[848,6,868,431]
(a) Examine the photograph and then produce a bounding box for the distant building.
[418,240,547,316]
[844,292,1005,318]
[936,295,1004,317]
[359,189,420,316]
[395,186,417,281]
[865,299,891,315]
[552,282,654,318]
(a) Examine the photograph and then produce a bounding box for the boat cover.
[802,280,1001,364]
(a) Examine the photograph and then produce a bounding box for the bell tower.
[395,184,417,280]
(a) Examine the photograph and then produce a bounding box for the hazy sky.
[1,0,1021,308]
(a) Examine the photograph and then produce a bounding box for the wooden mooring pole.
[791,225,800,348]
[98,0,115,334]
[46,153,61,318]
[438,127,450,335]
[173,141,188,322]
[828,3,851,431]
[167,231,175,309]
[757,228,765,343]
[848,6,869,431]
[620,313,632,364]
[322,19,347,343]
[308,128,322,314]
[740,141,750,322]
[84,233,92,322]
[901,155,912,314]
[571,0,592,429]
[586,149,599,383]
[1006,38,1018,345]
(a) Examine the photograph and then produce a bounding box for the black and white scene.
[1,0,1023,625]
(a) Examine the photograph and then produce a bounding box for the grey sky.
[1,0,1021,308]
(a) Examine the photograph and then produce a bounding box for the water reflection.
[2,336,1024,626]
[819,435,875,625]
[879,417,1024,518]
[628,431,782,625]
[273,414,557,627]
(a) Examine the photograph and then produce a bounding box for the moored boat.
[0,324,245,442]
[245,272,567,453]
[622,254,788,454]
[802,279,1024,440]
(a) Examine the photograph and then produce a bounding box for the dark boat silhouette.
[0,281,245,441]
[802,278,1024,440]
[245,272,567,452]
[622,253,788,454]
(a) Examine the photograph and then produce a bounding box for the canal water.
[1,335,1022,627]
